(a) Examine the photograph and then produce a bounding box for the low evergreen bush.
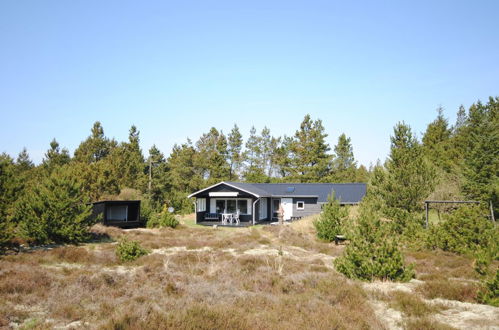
[334,201,414,282]
[147,205,179,229]
[115,238,150,262]
[478,268,499,307]
[314,194,348,242]
[426,205,498,257]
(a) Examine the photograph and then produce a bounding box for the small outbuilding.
[91,200,142,228]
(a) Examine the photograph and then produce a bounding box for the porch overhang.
[209,192,239,197]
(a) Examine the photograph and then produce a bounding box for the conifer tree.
[74,121,113,163]
[195,127,230,184]
[273,135,293,179]
[146,144,168,207]
[461,98,499,212]
[422,107,452,172]
[374,122,436,213]
[243,126,268,182]
[14,166,94,244]
[314,193,348,241]
[334,197,414,282]
[227,124,243,180]
[16,148,34,172]
[329,133,359,182]
[43,139,71,171]
[0,154,16,248]
[289,114,332,182]
[111,125,147,190]
[167,140,203,213]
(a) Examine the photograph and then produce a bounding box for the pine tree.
[375,122,436,213]
[14,166,94,244]
[74,121,113,163]
[195,127,230,184]
[314,193,348,241]
[422,107,453,172]
[146,145,168,207]
[273,135,293,179]
[329,133,359,182]
[243,126,267,182]
[0,154,16,248]
[43,139,71,171]
[461,98,499,213]
[111,125,147,190]
[16,148,34,172]
[289,115,332,182]
[227,124,243,180]
[334,198,414,282]
[166,140,203,214]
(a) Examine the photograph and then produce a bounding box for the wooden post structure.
[490,201,496,223]
[278,204,284,225]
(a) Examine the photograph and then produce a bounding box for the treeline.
[0,97,497,247]
[0,114,369,217]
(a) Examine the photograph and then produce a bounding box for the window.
[196,198,206,212]
[296,201,305,210]
[212,199,251,215]
[216,200,225,213]
[227,200,237,213]
[237,200,248,214]
[107,205,128,221]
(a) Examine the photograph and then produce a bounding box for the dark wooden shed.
[91,200,142,228]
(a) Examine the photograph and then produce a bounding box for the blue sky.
[1,1,498,166]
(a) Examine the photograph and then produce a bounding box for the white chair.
[233,210,240,225]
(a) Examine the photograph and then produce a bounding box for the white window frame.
[296,201,305,210]
[210,198,252,215]
[196,198,206,212]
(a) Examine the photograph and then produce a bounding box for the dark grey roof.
[225,182,366,204]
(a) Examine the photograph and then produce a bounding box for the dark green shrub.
[147,206,179,229]
[115,238,150,262]
[426,205,498,257]
[13,166,95,244]
[478,268,499,307]
[314,194,348,242]
[334,201,414,282]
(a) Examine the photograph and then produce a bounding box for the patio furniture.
[204,213,219,221]
[222,213,233,224]
[233,210,240,225]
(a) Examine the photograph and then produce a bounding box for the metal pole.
[425,202,429,229]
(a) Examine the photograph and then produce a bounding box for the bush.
[115,238,150,262]
[334,201,414,282]
[14,166,95,244]
[147,206,179,229]
[426,205,498,257]
[478,268,499,307]
[314,194,348,242]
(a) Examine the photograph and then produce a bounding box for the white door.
[259,198,268,220]
[281,198,293,221]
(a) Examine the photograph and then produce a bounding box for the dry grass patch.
[404,317,457,330]
[388,291,442,317]
[406,250,477,280]
[417,278,478,302]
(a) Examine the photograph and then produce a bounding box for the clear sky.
[1,1,498,167]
